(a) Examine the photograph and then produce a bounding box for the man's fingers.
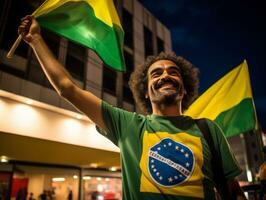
[18,17,32,35]
[20,15,32,22]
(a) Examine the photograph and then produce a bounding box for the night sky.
[139,0,266,131]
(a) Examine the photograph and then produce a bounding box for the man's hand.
[18,15,41,45]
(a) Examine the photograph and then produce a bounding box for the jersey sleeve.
[206,119,242,180]
[96,100,142,146]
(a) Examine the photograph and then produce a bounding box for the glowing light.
[90,163,98,168]
[97,195,104,200]
[247,170,253,182]
[76,114,82,120]
[60,118,83,136]
[25,99,33,105]
[96,177,102,181]
[52,177,65,182]
[97,184,104,192]
[73,175,78,179]
[83,176,91,180]
[109,167,117,172]
[11,104,38,129]
[0,156,8,163]
[105,178,110,181]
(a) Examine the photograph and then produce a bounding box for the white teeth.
[160,84,175,89]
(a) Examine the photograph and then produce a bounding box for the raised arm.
[18,15,105,129]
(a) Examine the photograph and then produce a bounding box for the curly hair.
[129,52,199,114]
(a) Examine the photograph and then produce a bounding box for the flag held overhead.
[33,0,126,72]
[185,60,257,137]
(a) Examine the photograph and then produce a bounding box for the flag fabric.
[32,0,126,71]
[185,60,257,137]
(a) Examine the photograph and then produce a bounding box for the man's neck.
[151,103,182,116]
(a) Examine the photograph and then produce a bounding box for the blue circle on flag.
[148,138,195,187]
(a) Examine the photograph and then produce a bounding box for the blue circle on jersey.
[148,138,195,187]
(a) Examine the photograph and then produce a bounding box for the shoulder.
[201,118,223,131]
[102,100,146,121]
[195,118,225,140]
[194,118,220,130]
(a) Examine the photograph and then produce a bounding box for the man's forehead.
[148,59,180,73]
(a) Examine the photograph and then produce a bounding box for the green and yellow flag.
[33,0,125,71]
[185,60,257,137]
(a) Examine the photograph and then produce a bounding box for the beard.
[151,90,182,106]
[151,79,184,106]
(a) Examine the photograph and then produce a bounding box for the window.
[27,53,52,88]
[65,41,86,83]
[123,50,134,104]
[83,176,122,200]
[102,65,117,95]
[42,28,60,57]
[122,8,133,49]
[11,165,79,200]
[123,50,134,83]
[0,171,12,200]
[157,36,164,53]
[0,63,26,79]
[123,84,134,104]
[144,26,153,58]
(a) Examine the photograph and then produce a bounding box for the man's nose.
[161,70,170,79]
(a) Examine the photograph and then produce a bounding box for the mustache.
[154,78,179,90]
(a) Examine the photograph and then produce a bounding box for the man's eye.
[170,71,179,76]
[151,73,160,78]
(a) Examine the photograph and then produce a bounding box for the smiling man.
[19,16,245,199]
[147,60,189,115]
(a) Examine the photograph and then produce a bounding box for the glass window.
[65,41,86,84]
[83,176,122,200]
[123,50,134,83]
[157,36,164,54]
[123,84,134,105]
[0,171,12,200]
[42,28,60,57]
[11,165,80,200]
[27,54,53,89]
[102,65,117,95]
[144,26,153,58]
[122,8,133,49]
[123,50,134,104]
[0,63,26,79]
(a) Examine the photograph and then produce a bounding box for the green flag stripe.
[37,1,125,71]
[214,98,256,137]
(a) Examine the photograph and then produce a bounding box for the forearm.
[30,34,75,96]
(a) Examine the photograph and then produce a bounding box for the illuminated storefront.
[0,91,121,200]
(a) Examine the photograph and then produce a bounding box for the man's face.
[147,59,185,106]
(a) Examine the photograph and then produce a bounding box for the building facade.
[0,0,172,199]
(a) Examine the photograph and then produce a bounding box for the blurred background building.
[0,0,264,199]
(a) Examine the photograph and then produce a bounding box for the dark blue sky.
[139,0,266,131]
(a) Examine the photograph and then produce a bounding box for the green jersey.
[97,101,241,200]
